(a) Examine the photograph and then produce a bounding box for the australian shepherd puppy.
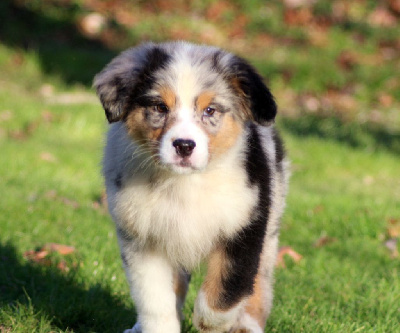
[94,41,289,333]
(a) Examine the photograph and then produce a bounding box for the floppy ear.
[93,43,169,123]
[230,57,277,124]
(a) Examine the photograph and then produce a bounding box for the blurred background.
[1,1,399,332]
[1,0,400,138]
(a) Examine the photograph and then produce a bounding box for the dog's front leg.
[118,236,181,333]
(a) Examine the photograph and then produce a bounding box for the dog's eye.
[203,106,216,117]
[155,103,169,113]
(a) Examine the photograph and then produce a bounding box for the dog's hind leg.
[231,234,279,333]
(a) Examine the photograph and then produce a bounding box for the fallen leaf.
[57,260,69,272]
[40,152,57,163]
[389,0,400,15]
[24,249,49,262]
[368,7,397,27]
[378,93,394,108]
[337,50,359,71]
[206,0,234,21]
[24,243,76,271]
[313,236,338,248]
[44,243,76,255]
[387,218,400,238]
[284,7,313,26]
[276,246,303,268]
[0,325,12,332]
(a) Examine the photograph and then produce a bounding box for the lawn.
[1,1,399,332]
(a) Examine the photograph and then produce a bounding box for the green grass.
[1,1,400,332]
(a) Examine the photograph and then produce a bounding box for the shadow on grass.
[0,0,122,85]
[280,115,400,155]
[0,242,135,332]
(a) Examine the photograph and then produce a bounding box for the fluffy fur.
[94,41,289,333]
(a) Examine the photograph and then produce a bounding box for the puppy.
[94,41,289,333]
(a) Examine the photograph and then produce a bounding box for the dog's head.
[94,41,276,174]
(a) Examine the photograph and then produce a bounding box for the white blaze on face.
[159,57,210,174]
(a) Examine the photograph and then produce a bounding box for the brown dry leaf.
[368,7,397,27]
[313,236,338,248]
[44,243,76,255]
[337,50,359,71]
[24,249,49,262]
[322,90,358,115]
[378,93,394,108]
[276,246,303,268]
[284,7,313,26]
[24,244,76,271]
[57,260,69,272]
[229,14,248,38]
[0,325,12,333]
[206,0,234,21]
[387,218,400,238]
[389,0,400,15]
[40,152,57,163]
[308,28,329,47]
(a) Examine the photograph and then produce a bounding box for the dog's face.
[94,42,277,174]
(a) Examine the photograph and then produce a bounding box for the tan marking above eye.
[196,91,216,112]
[159,86,176,110]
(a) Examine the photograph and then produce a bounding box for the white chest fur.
[110,162,257,269]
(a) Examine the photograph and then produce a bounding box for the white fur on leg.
[231,313,263,333]
[193,289,244,333]
[123,252,181,333]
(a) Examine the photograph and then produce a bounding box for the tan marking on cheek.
[244,272,267,328]
[202,248,231,310]
[159,86,176,110]
[196,91,216,111]
[125,110,163,143]
[125,109,147,141]
[208,114,243,158]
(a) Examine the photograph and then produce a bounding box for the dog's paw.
[123,322,142,333]
[193,290,242,333]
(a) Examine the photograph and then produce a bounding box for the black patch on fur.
[97,46,171,123]
[121,252,128,267]
[231,57,277,124]
[116,226,134,242]
[218,123,271,309]
[114,173,123,189]
[124,47,171,118]
[211,50,224,72]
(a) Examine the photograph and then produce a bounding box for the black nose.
[172,139,196,157]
